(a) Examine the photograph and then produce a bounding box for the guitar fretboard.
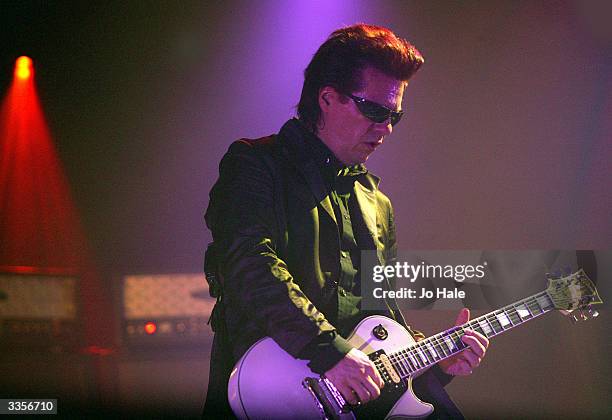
[386,291,555,379]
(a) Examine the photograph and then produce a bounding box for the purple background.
[1,1,610,417]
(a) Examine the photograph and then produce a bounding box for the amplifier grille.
[121,273,214,346]
[0,274,77,319]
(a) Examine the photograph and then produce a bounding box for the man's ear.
[318,86,337,108]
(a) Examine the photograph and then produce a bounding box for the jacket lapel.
[354,174,385,264]
[354,179,379,250]
[279,122,337,225]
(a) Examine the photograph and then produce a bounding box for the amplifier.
[120,273,214,347]
[0,271,81,352]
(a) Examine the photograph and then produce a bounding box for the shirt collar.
[279,118,379,189]
[290,119,368,177]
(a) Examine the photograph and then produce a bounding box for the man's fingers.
[455,307,470,325]
[362,376,381,399]
[364,360,385,388]
[324,349,383,406]
[463,328,489,347]
[471,329,489,349]
[351,382,371,404]
[461,349,482,368]
[462,332,487,358]
[440,311,490,377]
[451,358,472,376]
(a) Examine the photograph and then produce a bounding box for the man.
[203,24,488,419]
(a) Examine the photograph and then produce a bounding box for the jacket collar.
[278,118,381,240]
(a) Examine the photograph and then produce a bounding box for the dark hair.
[297,24,424,132]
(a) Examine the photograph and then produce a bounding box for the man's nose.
[374,120,393,136]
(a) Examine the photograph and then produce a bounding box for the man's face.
[318,67,406,165]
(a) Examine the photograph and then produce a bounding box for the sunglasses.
[346,93,404,126]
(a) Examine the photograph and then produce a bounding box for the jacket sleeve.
[205,141,337,358]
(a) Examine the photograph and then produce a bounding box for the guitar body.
[228,315,434,419]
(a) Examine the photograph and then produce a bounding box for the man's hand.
[439,308,489,376]
[324,348,384,406]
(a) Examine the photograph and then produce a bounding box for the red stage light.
[14,56,33,80]
[1,54,112,349]
[144,322,157,335]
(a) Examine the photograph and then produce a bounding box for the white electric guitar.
[228,270,602,419]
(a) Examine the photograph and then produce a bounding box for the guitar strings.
[383,286,595,378]
[385,293,556,377]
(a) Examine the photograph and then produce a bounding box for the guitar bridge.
[302,377,354,420]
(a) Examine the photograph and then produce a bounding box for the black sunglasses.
[346,93,404,126]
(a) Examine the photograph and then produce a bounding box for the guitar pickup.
[369,349,404,388]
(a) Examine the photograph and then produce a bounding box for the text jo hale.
[373,287,466,299]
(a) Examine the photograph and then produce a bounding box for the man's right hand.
[324,348,384,406]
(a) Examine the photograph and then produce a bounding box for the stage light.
[15,56,33,80]
[1,55,112,349]
[144,322,157,335]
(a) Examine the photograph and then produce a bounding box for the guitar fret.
[400,350,415,372]
[386,354,398,376]
[401,351,414,373]
[393,354,409,377]
[467,320,480,330]
[418,342,435,363]
[415,347,428,365]
[433,337,448,358]
[505,309,516,326]
[495,311,512,329]
[527,299,543,315]
[487,315,504,334]
[399,353,412,375]
[473,324,486,336]
[407,351,420,370]
[477,318,494,337]
[391,352,403,375]
[536,294,554,311]
[444,335,457,352]
[485,316,497,335]
[506,306,522,325]
[516,303,532,319]
[425,341,439,360]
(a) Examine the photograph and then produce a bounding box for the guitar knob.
[372,324,388,340]
[579,310,588,321]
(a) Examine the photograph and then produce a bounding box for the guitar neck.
[387,290,556,379]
